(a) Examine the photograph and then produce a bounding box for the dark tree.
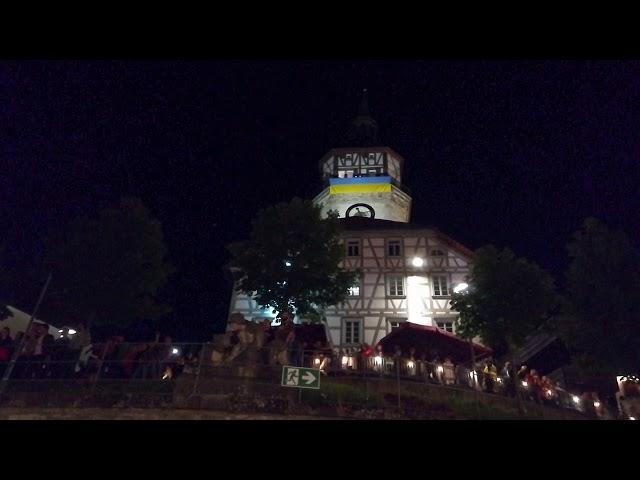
[450,245,558,354]
[228,197,359,321]
[559,218,640,376]
[43,198,173,330]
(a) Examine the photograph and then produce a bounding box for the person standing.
[67,322,92,377]
[0,327,12,376]
[442,357,455,385]
[483,360,498,393]
[501,361,516,397]
[272,312,295,366]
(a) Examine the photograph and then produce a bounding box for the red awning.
[377,322,492,364]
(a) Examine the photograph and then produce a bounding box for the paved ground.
[0,407,338,420]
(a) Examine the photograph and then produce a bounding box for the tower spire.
[346,88,378,147]
[359,88,370,116]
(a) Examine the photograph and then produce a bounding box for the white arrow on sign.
[302,371,316,385]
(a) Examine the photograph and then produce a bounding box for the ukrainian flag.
[329,176,392,194]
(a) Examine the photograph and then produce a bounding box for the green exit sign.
[281,366,321,389]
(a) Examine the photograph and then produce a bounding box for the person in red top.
[525,369,541,403]
[0,327,12,361]
[539,376,557,405]
[360,343,374,371]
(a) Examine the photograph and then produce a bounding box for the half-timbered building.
[227,91,474,350]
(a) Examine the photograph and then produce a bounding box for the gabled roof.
[337,217,475,259]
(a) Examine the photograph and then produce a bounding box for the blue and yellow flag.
[329,176,392,194]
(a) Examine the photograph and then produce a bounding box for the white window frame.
[432,275,450,297]
[387,317,407,334]
[436,319,455,334]
[342,318,363,346]
[387,239,402,257]
[387,274,405,297]
[346,239,361,257]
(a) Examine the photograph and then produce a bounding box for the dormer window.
[431,249,445,257]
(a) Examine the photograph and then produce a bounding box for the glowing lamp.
[68,329,77,335]
[412,257,424,267]
[629,417,636,421]
[572,395,580,404]
[341,356,349,367]
[593,401,601,408]
[58,329,63,333]
[171,348,179,355]
[284,260,292,267]
[522,381,528,388]
[437,365,444,374]
[407,361,415,369]
[314,357,321,365]
[453,282,469,293]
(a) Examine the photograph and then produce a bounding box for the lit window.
[387,275,405,297]
[346,239,360,257]
[343,319,361,345]
[431,249,445,257]
[388,240,402,257]
[436,321,454,333]
[433,275,449,296]
[348,285,360,297]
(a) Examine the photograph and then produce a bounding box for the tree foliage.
[450,245,558,353]
[559,218,640,376]
[227,198,359,320]
[43,197,173,329]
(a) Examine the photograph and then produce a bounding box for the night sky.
[1,60,639,341]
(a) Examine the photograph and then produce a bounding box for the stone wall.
[0,407,331,420]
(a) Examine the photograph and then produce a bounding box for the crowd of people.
[205,313,601,415]
[210,311,332,368]
[330,343,606,414]
[0,313,610,417]
[0,322,199,381]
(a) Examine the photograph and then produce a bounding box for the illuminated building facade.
[228,91,474,350]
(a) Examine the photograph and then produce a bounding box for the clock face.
[346,203,375,219]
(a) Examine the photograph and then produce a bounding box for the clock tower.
[313,90,412,222]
